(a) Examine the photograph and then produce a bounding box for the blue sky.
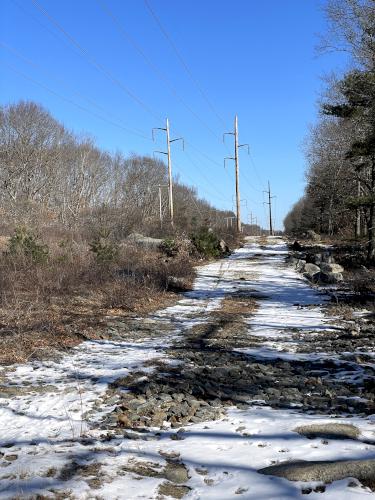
[0,0,347,229]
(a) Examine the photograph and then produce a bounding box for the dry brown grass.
[0,236,195,365]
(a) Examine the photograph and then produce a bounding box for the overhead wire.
[144,0,226,128]
[142,0,268,199]
[11,0,243,210]
[96,0,237,198]
[29,0,161,121]
[2,61,151,140]
[0,41,150,140]
[96,0,225,143]
[27,0,233,202]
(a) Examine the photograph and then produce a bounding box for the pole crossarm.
[169,137,185,150]
[238,143,250,154]
[223,132,234,143]
[152,127,167,141]
[224,157,234,168]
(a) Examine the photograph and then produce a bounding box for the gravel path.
[0,237,374,499]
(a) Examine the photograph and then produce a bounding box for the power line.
[19,0,235,197]
[2,62,150,140]
[0,41,150,140]
[144,0,226,128]
[96,0,224,143]
[30,0,160,121]
[249,150,266,189]
[10,0,256,215]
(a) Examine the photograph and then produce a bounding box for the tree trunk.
[367,204,375,260]
[367,158,375,261]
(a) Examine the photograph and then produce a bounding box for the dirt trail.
[0,237,374,499]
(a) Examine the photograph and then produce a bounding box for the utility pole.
[224,115,249,233]
[152,118,184,228]
[264,181,275,236]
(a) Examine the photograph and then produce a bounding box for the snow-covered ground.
[0,237,374,499]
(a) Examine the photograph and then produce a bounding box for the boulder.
[319,272,343,284]
[258,458,375,484]
[303,263,321,279]
[218,239,230,254]
[294,423,360,440]
[320,263,344,274]
[295,259,306,272]
[127,233,163,249]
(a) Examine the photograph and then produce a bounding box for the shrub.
[89,230,118,264]
[191,227,221,258]
[8,226,49,263]
[159,238,179,257]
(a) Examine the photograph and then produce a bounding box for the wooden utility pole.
[152,119,184,228]
[234,115,241,233]
[264,181,275,236]
[165,118,173,225]
[224,115,249,233]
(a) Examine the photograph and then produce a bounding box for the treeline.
[0,99,251,362]
[284,0,375,260]
[0,100,238,241]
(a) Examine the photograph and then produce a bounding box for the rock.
[319,272,343,284]
[294,423,360,440]
[164,462,190,484]
[291,241,303,251]
[286,256,298,266]
[313,253,322,265]
[126,233,163,249]
[218,239,230,254]
[295,259,306,272]
[258,458,375,484]
[158,482,191,499]
[303,263,321,279]
[320,263,344,273]
[306,230,321,242]
[117,413,132,428]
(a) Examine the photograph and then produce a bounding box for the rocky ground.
[0,237,374,499]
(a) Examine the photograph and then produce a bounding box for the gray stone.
[313,253,322,265]
[320,263,344,273]
[258,458,375,483]
[126,233,163,249]
[294,423,360,440]
[303,263,321,279]
[219,239,230,254]
[296,259,306,271]
[319,272,343,284]
[164,462,190,484]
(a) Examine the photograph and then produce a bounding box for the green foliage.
[159,237,179,257]
[347,195,375,208]
[190,227,221,258]
[9,227,49,263]
[89,229,118,264]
